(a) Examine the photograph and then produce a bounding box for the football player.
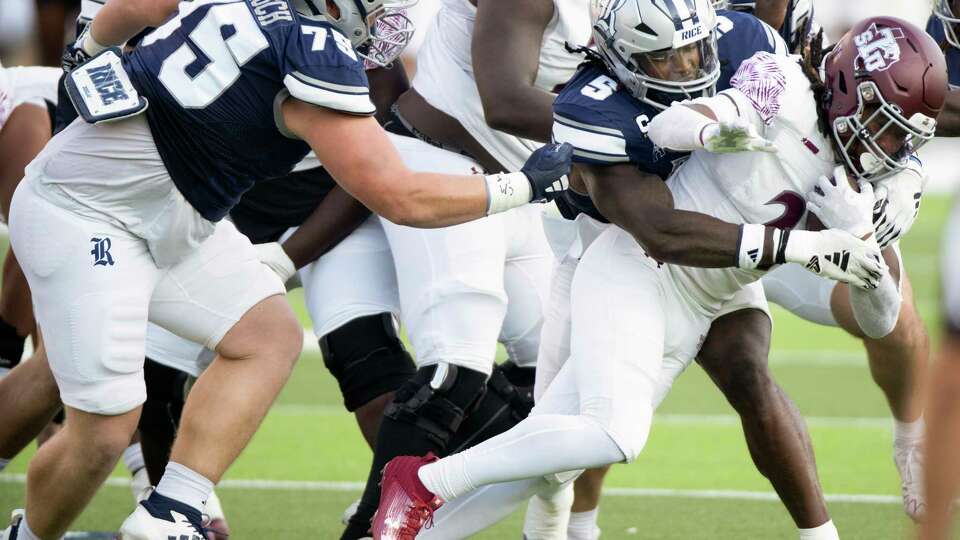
[920,196,960,540]
[338,0,592,537]
[725,0,817,53]
[373,6,946,540]
[0,0,572,538]
[930,0,960,135]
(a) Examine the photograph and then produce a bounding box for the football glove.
[701,119,777,154]
[872,168,923,249]
[521,143,573,203]
[782,229,886,290]
[806,165,875,239]
[253,242,297,285]
[62,26,107,73]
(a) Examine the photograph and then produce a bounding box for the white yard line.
[0,474,900,504]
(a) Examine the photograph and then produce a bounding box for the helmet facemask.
[934,0,960,50]
[832,81,936,181]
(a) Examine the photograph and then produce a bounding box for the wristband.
[80,27,109,56]
[484,172,532,215]
[736,224,765,269]
[772,228,790,265]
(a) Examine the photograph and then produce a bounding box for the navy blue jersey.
[926,15,960,88]
[124,0,374,221]
[230,166,336,243]
[728,0,807,51]
[552,10,785,222]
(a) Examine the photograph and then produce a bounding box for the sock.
[0,458,10,472]
[523,482,574,540]
[155,462,213,513]
[568,508,601,540]
[894,417,924,442]
[122,442,145,474]
[419,413,625,502]
[799,519,839,540]
[419,478,549,540]
[17,514,41,540]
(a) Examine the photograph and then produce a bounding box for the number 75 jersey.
[123,0,375,222]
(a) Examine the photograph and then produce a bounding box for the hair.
[799,28,833,136]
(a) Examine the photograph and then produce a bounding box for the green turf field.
[1,196,955,539]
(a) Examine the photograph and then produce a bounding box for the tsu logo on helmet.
[854,23,906,73]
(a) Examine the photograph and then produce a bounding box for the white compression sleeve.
[418,478,550,539]
[647,104,717,152]
[849,271,902,339]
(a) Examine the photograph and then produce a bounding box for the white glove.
[783,229,886,290]
[806,165,875,239]
[701,119,777,154]
[253,242,296,284]
[872,167,923,249]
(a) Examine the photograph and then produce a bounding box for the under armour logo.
[90,237,115,267]
[805,255,821,274]
[825,251,851,272]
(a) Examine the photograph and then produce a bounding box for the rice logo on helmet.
[854,23,906,73]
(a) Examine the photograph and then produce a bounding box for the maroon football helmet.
[822,16,948,180]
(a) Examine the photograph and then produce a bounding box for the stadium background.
[0,0,957,538]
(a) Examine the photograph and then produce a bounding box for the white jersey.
[665,52,838,312]
[0,62,61,130]
[412,0,591,171]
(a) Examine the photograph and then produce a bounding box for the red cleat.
[372,453,444,540]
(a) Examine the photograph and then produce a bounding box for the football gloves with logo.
[872,169,923,249]
[62,25,107,73]
[701,119,777,154]
[806,165,876,239]
[780,228,886,290]
[522,143,573,203]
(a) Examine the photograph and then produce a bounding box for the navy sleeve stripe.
[571,149,631,163]
[283,74,375,115]
[290,71,369,96]
[553,113,628,161]
[553,113,624,137]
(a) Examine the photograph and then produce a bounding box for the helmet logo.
[853,23,905,73]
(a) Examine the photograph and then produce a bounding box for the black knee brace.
[320,313,416,412]
[0,316,25,372]
[384,363,489,449]
[138,359,189,435]
[448,361,535,453]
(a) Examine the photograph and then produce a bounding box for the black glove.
[521,143,573,203]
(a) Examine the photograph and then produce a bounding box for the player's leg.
[697,305,833,535]
[5,175,162,539]
[137,358,190,485]
[0,342,60,469]
[567,466,608,540]
[342,136,505,539]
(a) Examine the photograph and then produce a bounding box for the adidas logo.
[805,255,821,273]
[747,248,759,263]
[545,175,569,194]
[825,251,850,271]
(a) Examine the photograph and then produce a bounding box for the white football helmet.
[934,0,960,50]
[712,0,728,8]
[291,0,417,67]
[591,0,720,109]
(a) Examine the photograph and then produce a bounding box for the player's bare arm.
[472,0,556,142]
[751,0,790,32]
[85,0,179,51]
[936,88,960,136]
[281,98,571,228]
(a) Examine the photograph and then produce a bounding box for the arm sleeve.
[281,22,375,115]
[849,271,902,339]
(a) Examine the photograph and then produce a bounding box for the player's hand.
[872,169,923,249]
[522,143,573,203]
[806,165,875,239]
[62,25,107,73]
[253,242,297,284]
[701,119,777,154]
[784,229,886,290]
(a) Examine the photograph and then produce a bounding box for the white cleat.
[1,510,23,540]
[119,493,207,540]
[894,437,926,521]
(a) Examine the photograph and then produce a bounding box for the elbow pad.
[648,104,717,152]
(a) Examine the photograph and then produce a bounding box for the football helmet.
[591,0,720,109]
[729,0,813,53]
[292,0,416,67]
[823,17,947,180]
[934,0,960,50]
[712,0,728,8]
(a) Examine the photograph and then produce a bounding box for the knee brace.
[384,363,488,449]
[320,313,416,412]
[448,361,536,453]
[138,359,189,435]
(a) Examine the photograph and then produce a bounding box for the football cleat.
[119,492,208,540]
[372,454,443,540]
[202,490,230,540]
[894,437,926,521]
[1,509,23,540]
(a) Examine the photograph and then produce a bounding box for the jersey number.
[156,2,269,108]
[581,75,618,101]
[763,191,806,229]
